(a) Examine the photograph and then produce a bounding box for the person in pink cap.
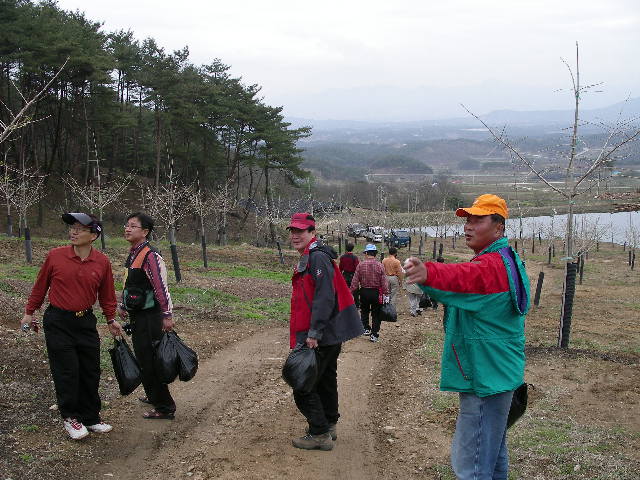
[286,212,363,451]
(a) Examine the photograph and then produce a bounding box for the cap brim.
[287,222,313,230]
[62,212,92,225]
[455,207,494,217]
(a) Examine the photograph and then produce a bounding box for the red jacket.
[289,238,364,348]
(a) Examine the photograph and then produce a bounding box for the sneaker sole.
[87,427,113,434]
[69,430,89,440]
[292,441,334,451]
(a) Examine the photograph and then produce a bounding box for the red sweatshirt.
[25,246,117,320]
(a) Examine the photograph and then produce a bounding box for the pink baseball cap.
[287,212,316,230]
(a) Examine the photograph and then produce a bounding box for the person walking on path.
[350,244,389,343]
[404,194,530,480]
[382,246,404,305]
[21,213,122,440]
[287,213,363,451]
[338,242,360,307]
[119,212,177,420]
[404,279,424,316]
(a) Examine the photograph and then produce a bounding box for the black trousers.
[343,272,360,308]
[130,308,175,414]
[293,343,341,435]
[359,287,382,335]
[43,306,101,425]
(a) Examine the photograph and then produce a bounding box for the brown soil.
[1,237,639,479]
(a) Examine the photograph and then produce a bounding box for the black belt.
[48,305,93,317]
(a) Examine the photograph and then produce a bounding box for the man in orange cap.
[404,194,529,480]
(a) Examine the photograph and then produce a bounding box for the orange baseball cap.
[455,194,509,219]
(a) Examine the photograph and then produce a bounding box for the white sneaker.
[63,418,89,440]
[86,422,113,433]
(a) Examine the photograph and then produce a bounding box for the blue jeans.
[451,390,513,480]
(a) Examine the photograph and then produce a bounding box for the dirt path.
[88,325,397,480]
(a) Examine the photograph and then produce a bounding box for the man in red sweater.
[21,213,122,440]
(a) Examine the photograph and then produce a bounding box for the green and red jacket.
[419,237,530,397]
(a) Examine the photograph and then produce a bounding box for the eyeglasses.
[123,224,143,229]
[68,226,92,233]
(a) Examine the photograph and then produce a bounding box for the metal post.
[201,235,208,268]
[533,271,545,306]
[558,262,578,348]
[531,234,535,254]
[276,241,285,265]
[168,228,181,283]
[24,226,32,263]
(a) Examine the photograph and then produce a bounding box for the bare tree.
[1,59,68,239]
[463,43,640,347]
[4,163,47,262]
[142,159,192,282]
[190,178,236,266]
[62,164,134,249]
[0,59,69,146]
[0,154,16,236]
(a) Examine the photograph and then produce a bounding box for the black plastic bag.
[282,343,318,393]
[109,338,141,396]
[154,332,179,384]
[419,293,433,309]
[172,332,198,382]
[507,383,528,428]
[380,302,397,322]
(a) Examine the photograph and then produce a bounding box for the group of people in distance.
[286,194,530,480]
[20,212,177,441]
[21,193,529,480]
[339,239,425,343]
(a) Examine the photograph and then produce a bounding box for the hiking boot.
[370,334,379,343]
[363,329,371,336]
[292,432,334,451]
[86,422,113,433]
[63,418,89,440]
[306,423,337,441]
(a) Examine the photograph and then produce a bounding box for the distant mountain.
[278,81,634,124]
[287,97,640,134]
[479,97,640,126]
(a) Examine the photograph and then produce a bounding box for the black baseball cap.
[62,212,103,236]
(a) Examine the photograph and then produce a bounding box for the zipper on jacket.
[451,344,469,380]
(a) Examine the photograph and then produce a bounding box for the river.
[419,211,639,245]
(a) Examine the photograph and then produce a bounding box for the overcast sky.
[56,0,640,121]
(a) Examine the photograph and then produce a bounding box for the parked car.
[385,229,411,248]
[346,223,366,238]
[365,226,384,243]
